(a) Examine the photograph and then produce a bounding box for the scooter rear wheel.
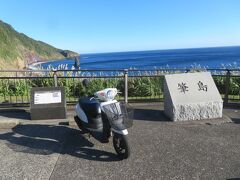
[113,133,130,159]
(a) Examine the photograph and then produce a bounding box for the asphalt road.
[0,103,239,180]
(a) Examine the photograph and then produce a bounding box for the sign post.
[164,72,223,121]
[30,87,66,120]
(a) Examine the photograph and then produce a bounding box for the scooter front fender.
[111,128,128,135]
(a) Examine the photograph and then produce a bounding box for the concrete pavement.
[0,103,239,180]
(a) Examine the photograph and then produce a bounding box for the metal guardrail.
[0,68,240,106]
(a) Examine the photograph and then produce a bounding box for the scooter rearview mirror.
[82,79,90,88]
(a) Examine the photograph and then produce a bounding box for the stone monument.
[30,87,66,120]
[164,72,223,121]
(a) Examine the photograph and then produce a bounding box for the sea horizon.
[36,45,240,70]
[79,45,240,56]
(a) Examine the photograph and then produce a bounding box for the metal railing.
[0,68,240,106]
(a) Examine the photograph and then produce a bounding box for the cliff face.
[0,20,79,69]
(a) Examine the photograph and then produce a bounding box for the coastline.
[27,61,44,70]
[27,59,68,70]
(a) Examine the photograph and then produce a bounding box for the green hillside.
[0,20,79,69]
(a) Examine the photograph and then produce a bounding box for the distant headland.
[0,20,79,70]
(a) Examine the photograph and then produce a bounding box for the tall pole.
[124,69,128,103]
[53,70,58,87]
[224,69,231,104]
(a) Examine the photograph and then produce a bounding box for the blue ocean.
[39,46,240,70]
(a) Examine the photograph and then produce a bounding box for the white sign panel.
[34,90,62,104]
[164,72,223,121]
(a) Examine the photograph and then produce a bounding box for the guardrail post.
[124,69,128,103]
[224,69,231,104]
[53,70,58,87]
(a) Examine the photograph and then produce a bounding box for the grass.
[0,76,163,103]
[0,73,240,104]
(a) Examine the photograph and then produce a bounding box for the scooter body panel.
[100,100,118,107]
[76,97,104,132]
[75,116,104,132]
[75,104,88,123]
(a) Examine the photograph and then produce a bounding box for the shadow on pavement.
[231,118,240,124]
[0,109,30,120]
[133,109,170,122]
[0,124,119,162]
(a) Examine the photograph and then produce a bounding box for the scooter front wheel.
[113,133,130,159]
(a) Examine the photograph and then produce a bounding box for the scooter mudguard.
[111,128,128,135]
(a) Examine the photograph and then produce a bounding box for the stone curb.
[0,119,20,129]
[68,119,77,126]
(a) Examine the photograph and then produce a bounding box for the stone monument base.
[172,101,223,121]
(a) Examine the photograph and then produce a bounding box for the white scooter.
[74,80,132,159]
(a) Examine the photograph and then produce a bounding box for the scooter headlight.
[106,90,115,100]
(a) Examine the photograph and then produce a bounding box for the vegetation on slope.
[0,20,79,69]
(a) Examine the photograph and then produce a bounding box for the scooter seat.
[79,97,101,117]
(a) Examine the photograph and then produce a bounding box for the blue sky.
[0,0,240,53]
